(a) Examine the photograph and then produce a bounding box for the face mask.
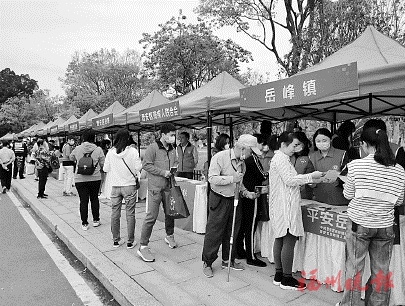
[165,135,176,144]
[316,142,330,151]
[224,144,230,150]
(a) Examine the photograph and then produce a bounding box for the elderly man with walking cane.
[202,134,261,278]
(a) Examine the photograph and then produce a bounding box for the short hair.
[363,119,387,132]
[67,135,75,140]
[253,133,265,145]
[2,140,9,146]
[260,120,273,135]
[277,132,297,149]
[82,129,96,143]
[337,120,356,136]
[215,133,230,151]
[179,131,190,140]
[160,123,176,134]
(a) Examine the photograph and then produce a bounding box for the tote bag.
[163,176,190,219]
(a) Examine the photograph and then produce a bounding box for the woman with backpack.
[103,129,142,249]
[70,129,105,231]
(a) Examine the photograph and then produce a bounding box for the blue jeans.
[110,185,137,244]
[341,219,394,306]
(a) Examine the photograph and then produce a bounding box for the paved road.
[0,192,89,306]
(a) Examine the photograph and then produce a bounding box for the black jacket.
[242,154,267,192]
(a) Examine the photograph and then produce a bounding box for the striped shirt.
[269,150,313,238]
[344,154,405,228]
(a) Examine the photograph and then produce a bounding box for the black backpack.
[77,150,98,175]
[50,153,60,169]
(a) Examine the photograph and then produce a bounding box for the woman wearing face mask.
[269,132,323,290]
[309,128,349,206]
[290,132,314,200]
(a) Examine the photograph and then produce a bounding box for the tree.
[61,48,144,113]
[140,17,252,97]
[0,89,60,133]
[0,68,38,104]
[0,96,38,133]
[196,0,405,77]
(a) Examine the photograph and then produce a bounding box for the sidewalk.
[12,175,345,306]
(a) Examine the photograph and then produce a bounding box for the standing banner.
[240,62,359,111]
[140,101,181,124]
[301,203,348,242]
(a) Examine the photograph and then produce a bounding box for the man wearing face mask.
[202,134,261,278]
[137,123,179,262]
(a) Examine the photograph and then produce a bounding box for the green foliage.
[0,68,38,104]
[61,48,145,114]
[197,0,405,77]
[140,17,252,96]
[0,89,59,133]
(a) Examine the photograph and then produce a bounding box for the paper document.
[322,170,340,183]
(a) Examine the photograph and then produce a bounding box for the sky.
[0,0,289,97]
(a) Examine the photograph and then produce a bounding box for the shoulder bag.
[122,158,140,189]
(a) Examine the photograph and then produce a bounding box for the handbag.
[122,158,140,189]
[163,176,190,219]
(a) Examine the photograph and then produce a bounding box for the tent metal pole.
[206,98,212,206]
[331,112,337,134]
[137,130,141,154]
[229,117,234,146]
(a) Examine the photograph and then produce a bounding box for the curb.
[13,182,162,306]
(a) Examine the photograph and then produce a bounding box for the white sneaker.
[82,224,89,231]
[164,235,177,248]
[93,221,101,227]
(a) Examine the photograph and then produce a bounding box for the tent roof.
[59,115,77,129]
[0,132,15,141]
[93,101,125,119]
[46,117,66,129]
[240,26,405,123]
[123,90,170,114]
[169,71,245,127]
[302,26,405,74]
[111,90,170,130]
[77,108,98,127]
[29,122,46,135]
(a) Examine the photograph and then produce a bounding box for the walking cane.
[227,182,240,282]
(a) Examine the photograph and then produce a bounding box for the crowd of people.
[1,118,404,306]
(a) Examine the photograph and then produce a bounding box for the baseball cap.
[237,134,261,156]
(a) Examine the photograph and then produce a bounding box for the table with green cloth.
[255,200,405,305]
[154,177,207,233]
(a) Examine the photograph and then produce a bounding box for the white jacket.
[103,146,142,187]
